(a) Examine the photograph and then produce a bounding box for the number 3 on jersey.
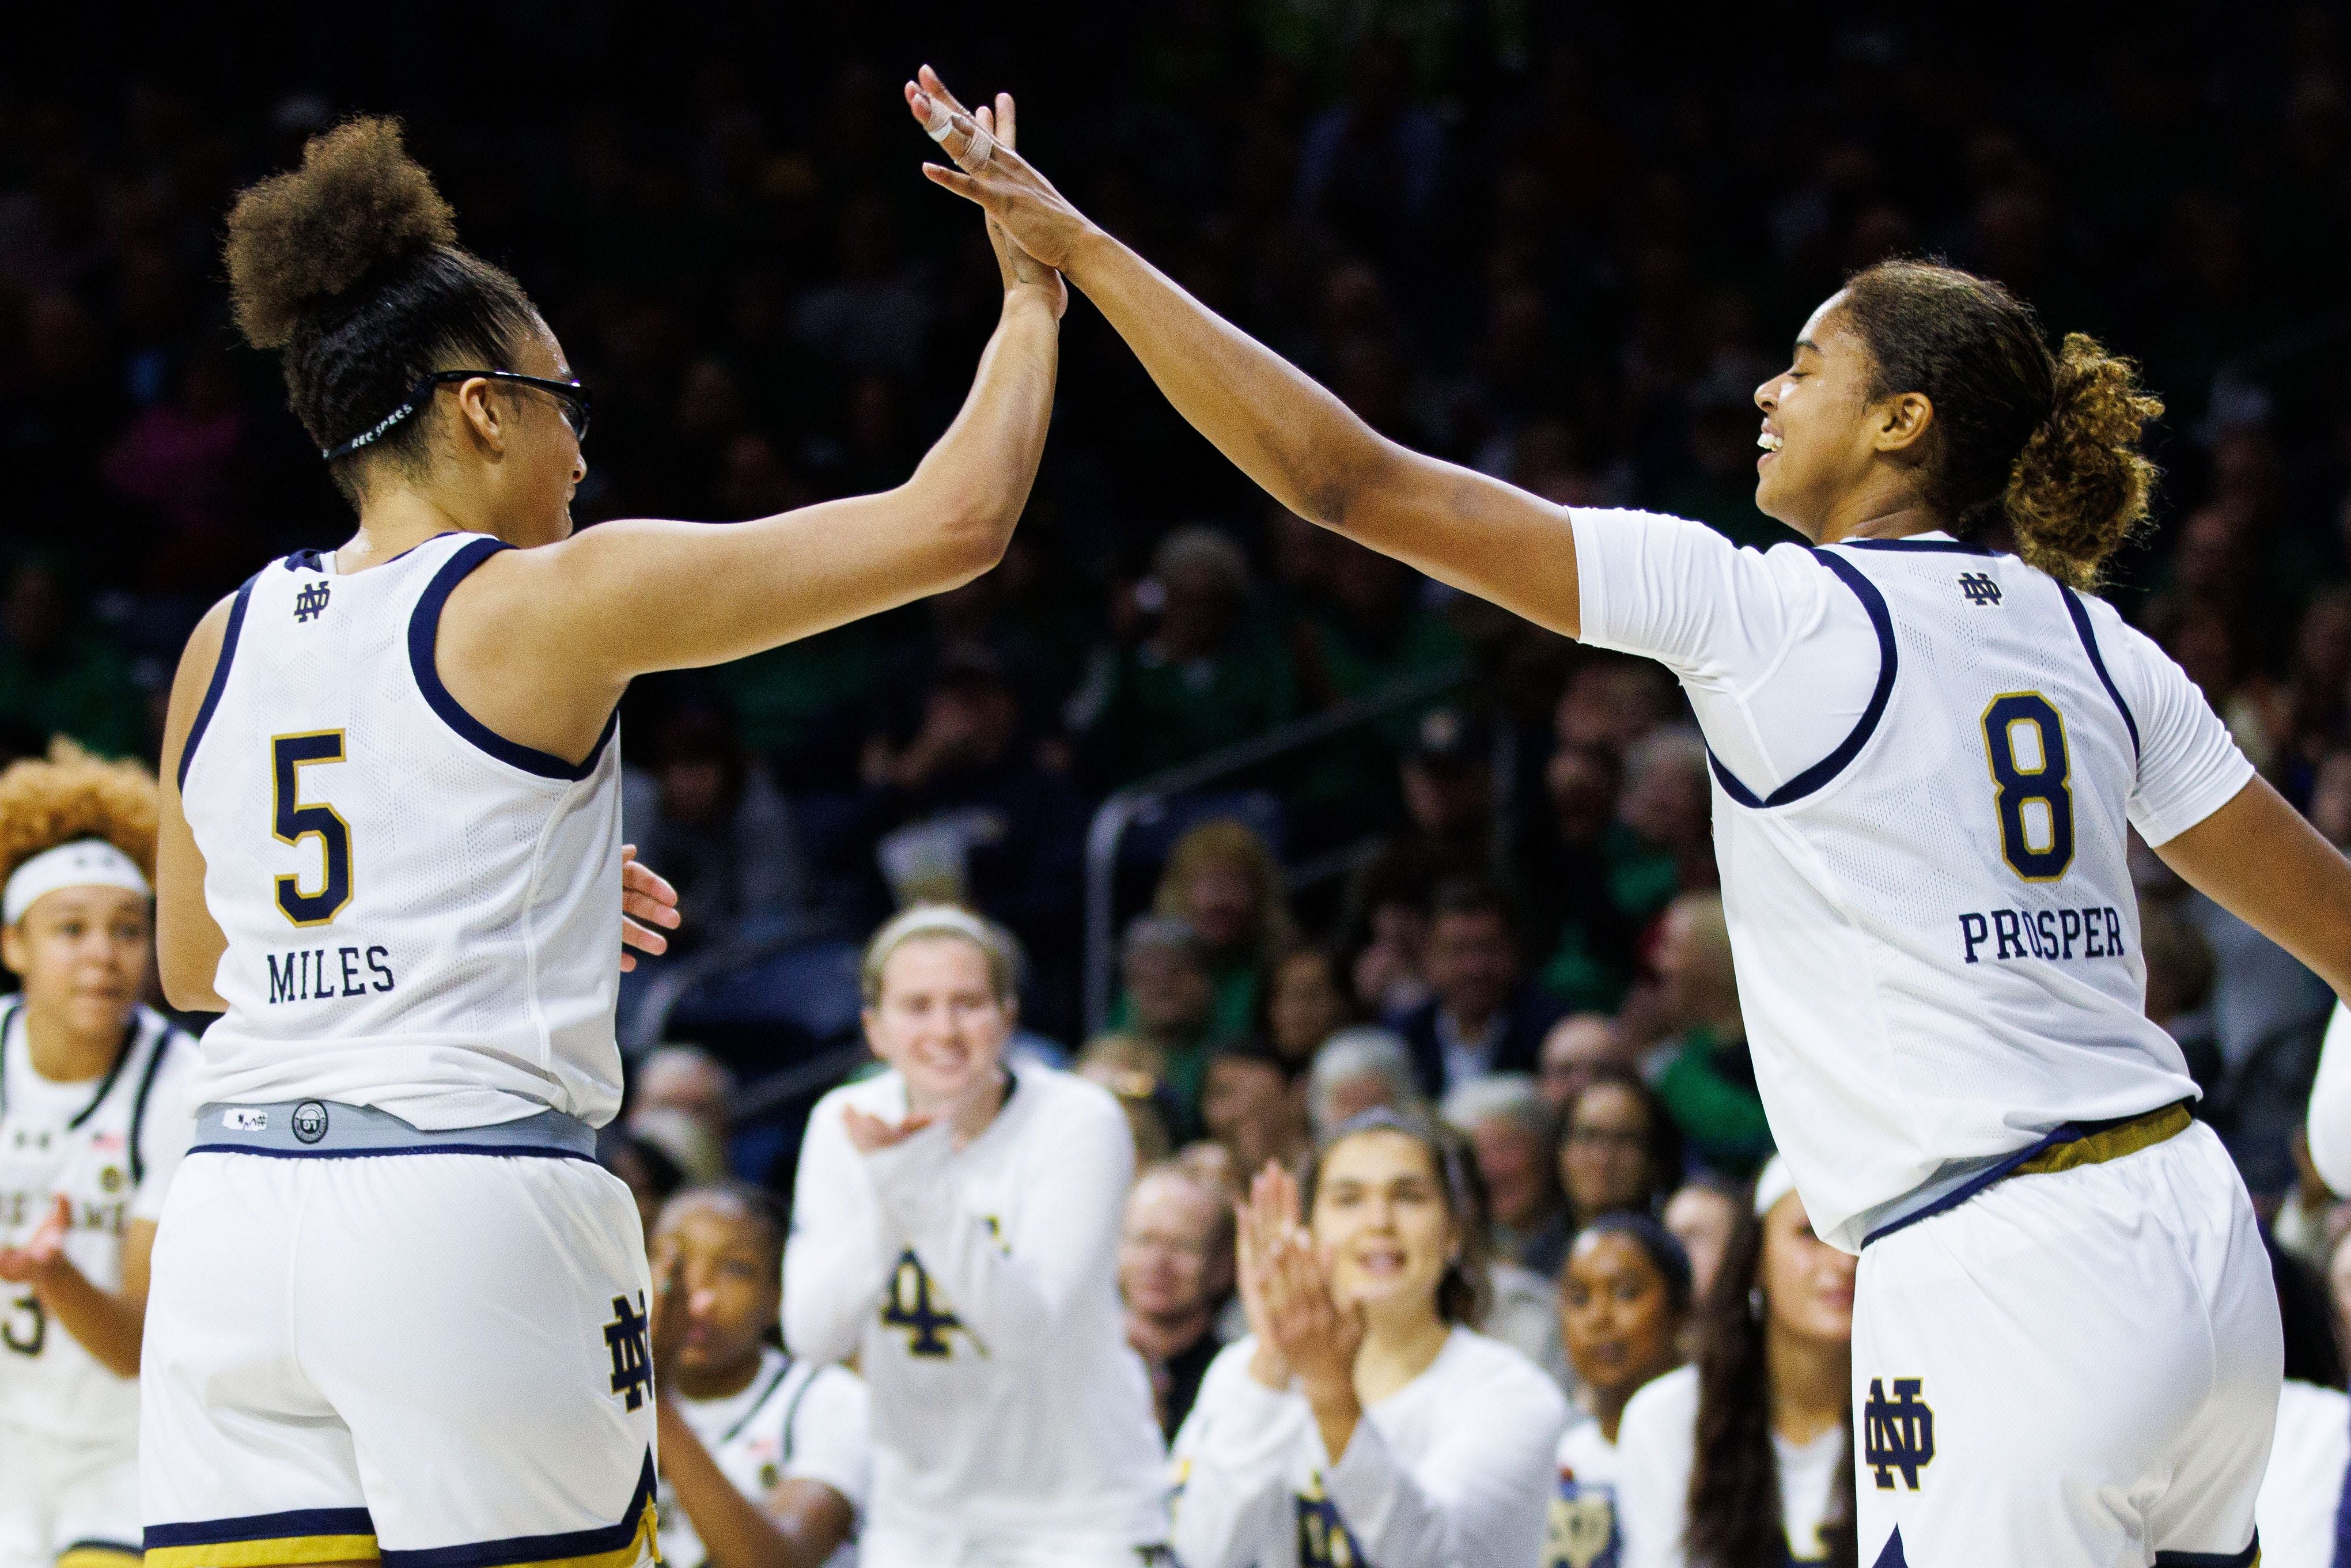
[1981,694,2074,882]
[272,731,353,926]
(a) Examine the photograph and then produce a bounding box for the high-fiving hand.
[620,844,680,972]
[904,70,1067,318]
[904,66,1092,286]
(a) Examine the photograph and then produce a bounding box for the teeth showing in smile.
[1758,431,1784,451]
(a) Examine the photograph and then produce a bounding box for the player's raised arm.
[905,69,1585,639]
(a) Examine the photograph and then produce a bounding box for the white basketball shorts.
[1853,1117,2280,1568]
[141,1130,657,1568]
[0,1419,141,1568]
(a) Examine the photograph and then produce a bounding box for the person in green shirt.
[1072,528,1295,785]
[1646,890,1774,1176]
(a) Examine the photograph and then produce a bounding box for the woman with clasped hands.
[1169,1111,1567,1568]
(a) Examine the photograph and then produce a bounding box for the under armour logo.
[294,582,332,623]
[1862,1377,1936,1490]
[604,1291,652,1409]
[1958,573,2001,606]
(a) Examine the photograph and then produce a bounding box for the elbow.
[929,498,1020,591]
[1300,434,1399,535]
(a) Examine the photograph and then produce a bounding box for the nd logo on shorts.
[291,1101,331,1144]
[1862,1377,1936,1490]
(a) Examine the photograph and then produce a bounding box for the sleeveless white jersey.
[177,532,624,1130]
[656,1347,870,1568]
[0,1000,197,1438]
[1571,513,2251,1251]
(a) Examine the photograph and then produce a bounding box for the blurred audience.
[1396,878,1566,1096]
[1118,1163,1235,1438]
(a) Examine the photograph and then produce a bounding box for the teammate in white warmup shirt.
[909,70,2351,1564]
[144,105,1061,1568]
[0,745,196,1568]
[1170,1110,1567,1568]
[785,906,1168,1568]
[649,1185,868,1568]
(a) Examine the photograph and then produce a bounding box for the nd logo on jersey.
[1296,1475,1364,1568]
[1864,1377,1935,1490]
[1545,1482,1619,1568]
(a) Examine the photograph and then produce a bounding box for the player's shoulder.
[788,1354,868,1411]
[1431,1326,1572,1422]
[1008,1058,1127,1132]
[1615,1362,1699,1456]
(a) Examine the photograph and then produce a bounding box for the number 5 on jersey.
[1981,694,2074,882]
[272,731,353,926]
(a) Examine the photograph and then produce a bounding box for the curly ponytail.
[223,116,540,499]
[1840,260,2163,590]
[2002,334,2164,589]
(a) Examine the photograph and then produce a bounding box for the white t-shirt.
[1571,512,2247,1249]
[2256,1379,2349,1568]
[656,1347,869,1568]
[783,1062,1168,1547]
[0,1001,198,1439]
[1549,1418,1626,1568]
[1612,1364,1842,1567]
[1169,1327,1569,1568]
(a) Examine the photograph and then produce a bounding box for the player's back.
[1570,513,2251,1249]
[177,532,624,1130]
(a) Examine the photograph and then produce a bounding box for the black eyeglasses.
[320,369,592,461]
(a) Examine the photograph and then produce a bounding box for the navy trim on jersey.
[63,1013,141,1132]
[0,997,18,1120]
[1708,550,1898,809]
[722,1355,794,1446]
[187,1140,598,1162]
[146,1508,377,1551]
[286,549,326,572]
[2059,584,2141,762]
[175,569,259,791]
[376,1453,654,1568]
[1860,1135,2057,1249]
[126,1022,180,1186]
[1839,536,1999,556]
[408,536,619,782]
[2151,1536,2258,1568]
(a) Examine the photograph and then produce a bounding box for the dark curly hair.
[224,116,541,502]
[1684,1204,1857,1568]
[1839,260,2163,590]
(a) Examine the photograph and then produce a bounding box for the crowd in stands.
[16,2,2351,1560]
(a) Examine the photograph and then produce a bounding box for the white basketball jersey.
[0,999,196,1438]
[177,532,625,1130]
[657,1347,870,1568]
[1572,514,2251,1251]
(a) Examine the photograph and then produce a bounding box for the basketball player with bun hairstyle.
[785,904,1168,1567]
[910,66,2351,1566]
[0,742,197,1568]
[142,109,1061,1568]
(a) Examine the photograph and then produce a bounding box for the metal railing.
[1082,661,1470,1035]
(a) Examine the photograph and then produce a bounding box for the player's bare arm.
[2154,775,2351,1001]
[904,67,1584,640]
[0,1197,153,1378]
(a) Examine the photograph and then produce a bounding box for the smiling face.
[1559,1228,1683,1406]
[1759,1188,1857,1347]
[649,1191,782,1391]
[1,885,150,1044]
[862,933,1014,1113]
[1752,293,1922,539]
[1309,1127,1459,1328]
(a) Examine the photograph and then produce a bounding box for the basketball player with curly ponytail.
[0,743,198,1568]
[918,62,2351,1566]
[141,105,1061,1568]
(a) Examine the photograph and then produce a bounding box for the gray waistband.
[193,1100,599,1159]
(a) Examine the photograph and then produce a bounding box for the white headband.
[3,839,152,925]
[1752,1155,1797,1219]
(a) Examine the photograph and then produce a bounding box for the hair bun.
[2002,332,2163,589]
[225,116,456,350]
